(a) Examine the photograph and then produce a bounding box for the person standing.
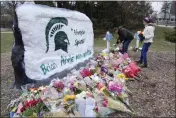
[103,28,113,52]
[136,17,155,68]
[114,26,134,54]
[133,31,144,52]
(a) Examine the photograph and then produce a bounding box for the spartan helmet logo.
[45,17,69,53]
[54,31,69,52]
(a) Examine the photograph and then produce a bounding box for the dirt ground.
[1,51,175,117]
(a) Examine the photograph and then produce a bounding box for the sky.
[151,2,163,13]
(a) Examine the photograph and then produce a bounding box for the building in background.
[157,1,175,26]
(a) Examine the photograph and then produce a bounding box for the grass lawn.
[1,26,175,53]
[1,33,14,53]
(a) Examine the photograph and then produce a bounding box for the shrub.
[164,30,176,43]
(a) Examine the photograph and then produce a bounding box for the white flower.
[76,91,86,98]
[92,76,100,82]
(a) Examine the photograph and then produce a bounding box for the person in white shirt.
[136,17,155,68]
[133,31,143,51]
[103,28,113,52]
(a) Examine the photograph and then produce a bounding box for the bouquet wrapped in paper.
[103,97,132,114]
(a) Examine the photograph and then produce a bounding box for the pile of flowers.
[8,49,140,117]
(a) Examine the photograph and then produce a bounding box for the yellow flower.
[64,95,76,103]
[117,74,128,80]
[100,86,106,93]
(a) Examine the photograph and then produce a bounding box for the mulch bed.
[1,51,175,117]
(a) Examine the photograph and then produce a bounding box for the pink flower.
[96,82,104,90]
[53,81,65,90]
[108,81,123,92]
[103,99,108,107]
[123,53,129,59]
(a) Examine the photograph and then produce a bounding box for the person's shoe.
[136,60,142,64]
[133,48,138,52]
[139,64,147,68]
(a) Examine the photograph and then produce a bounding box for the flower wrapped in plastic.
[102,97,132,114]
[116,57,125,66]
[68,81,77,92]
[122,62,140,78]
[96,54,104,62]
[128,62,141,76]
[109,53,114,59]
[122,66,135,78]
[90,75,102,83]
[71,69,83,79]
[63,94,76,103]
[101,66,108,74]
[101,52,108,59]
[125,58,132,64]
[80,68,92,78]
[118,63,127,71]
[40,87,61,111]
[96,82,105,90]
[89,59,98,67]
[50,79,65,92]
[20,98,42,113]
[84,77,97,88]
[75,91,96,117]
[107,81,123,94]
[95,106,115,117]
[122,53,129,59]
[74,80,87,91]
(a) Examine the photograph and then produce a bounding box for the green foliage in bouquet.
[21,101,49,117]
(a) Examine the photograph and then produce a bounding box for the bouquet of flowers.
[102,97,133,114]
[8,47,142,117]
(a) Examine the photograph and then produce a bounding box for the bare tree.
[161,1,171,26]
[170,1,176,15]
[1,1,25,28]
[1,1,24,19]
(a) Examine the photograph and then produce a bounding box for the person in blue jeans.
[137,17,155,68]
[114,26,134,54]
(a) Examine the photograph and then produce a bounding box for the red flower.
[20,99,41,113]
[80,68,92,77]
[95,106,99,112]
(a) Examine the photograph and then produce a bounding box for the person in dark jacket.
[114,26,134,54]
